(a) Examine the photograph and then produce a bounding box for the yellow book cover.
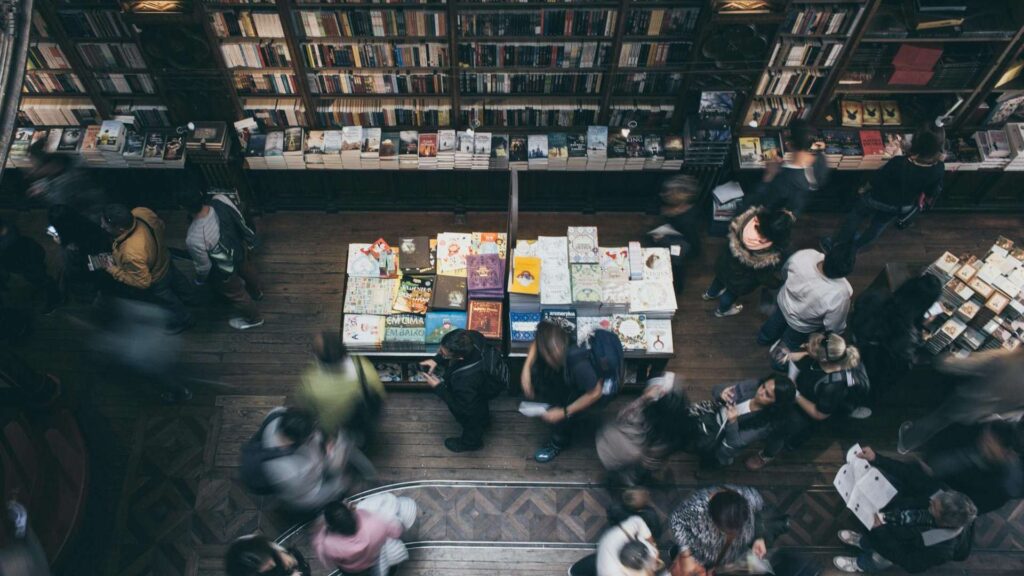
[510,255,541,295]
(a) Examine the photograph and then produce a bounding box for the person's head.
[101,204,134,237]
[930,490,977,529]
[787,119,817,152]
[911,125,945,165]
[535,319,569,369]
[822,241,856,279]
[224,535,296,576]
[755,374,796,407]
[709,490,751,537]
[806,332,860,370]
[619,539,654,573]
[177,188,206,216]
[757,208,794,248]
[893,274,942,323]
[278,408,315,446]
[439,329,475,361]
[644,383,692,450]
[312,330,347,365]
[660,174,700,210]
[322,500,359,535]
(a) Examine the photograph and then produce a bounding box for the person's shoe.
[833,556,865,573]
[159,386,193,404]
[849,407,873,420]
[897,421,915,455]
[745,452,773,471]
[714,304,743,318]
[769,340,791,371]
[229,317,265,330]
[838,530,865,550]
[534,443,563,463]
[165,317,196,334]
[444,437,483,453]
[702,287,726,301]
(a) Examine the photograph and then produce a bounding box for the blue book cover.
[425,311,467,344]
[509,311,541,342]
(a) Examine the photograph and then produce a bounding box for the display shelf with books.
[5,121,188,169]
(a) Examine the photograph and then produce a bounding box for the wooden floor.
[3,207,1024,576]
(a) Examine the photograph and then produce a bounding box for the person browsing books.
[420,328,506,453]
[824,125,945,253]
[522,320,615,463]
[742,119,828,217]
[694,374,796,468]
[832,446,977,574]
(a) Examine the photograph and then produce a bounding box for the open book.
[518,402,551,418]
[86,253,114,272]
[833,444,898,528]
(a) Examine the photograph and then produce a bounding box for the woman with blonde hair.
[747,332,870,471]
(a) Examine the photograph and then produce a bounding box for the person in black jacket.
[824,126,945,252]
[741,119,828,217]
[832,446,977,574]
[420,329,494,453]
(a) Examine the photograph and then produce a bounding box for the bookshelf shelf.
[860,35,1014,44]
[834,86,974,95]
[457,36,614,41]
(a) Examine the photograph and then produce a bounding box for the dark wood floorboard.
[2,208,1023,575]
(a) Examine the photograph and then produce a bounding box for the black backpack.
[479,343,510,399]
[238,410,298,495]
[585,329,625,396]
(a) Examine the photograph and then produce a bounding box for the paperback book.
[425,311,467,344]
[468,300,503,340]
[392,275,434,315]
[431,275,468,311]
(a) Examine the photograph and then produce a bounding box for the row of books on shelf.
[27,43,70,70]
[298,9,447,38]
[616,42,689,68]
[314,99,451,128]
[755,70,826,97]
[614,72,683,96]
[22,72,85,95]
[220,42,292,69]
[456,42,611,69]
[839,99,905,128]
[94,73,156,95]
[782,5,864,37]
[460,103,600,130]
[458,73,602,96]
[57,9,130,40]
[234,123,686,171]
[234,72,300,95]
[308,72,448,95]
[76,43,146,70]
[455,10,617,38]
[622,6,699,37]
[17,98,99,126]
[922,237,1024,356]
[302,42,448,68]
[7,122,186,169]
[744,97,809,129]
[768,41,844,68]
[210,10,286,38]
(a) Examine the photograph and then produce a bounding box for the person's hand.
[752,538,767,559]
[720,386,736,404]
[873,513,884,529]
[419,358,437,374]
[857,447,877,462]
[423,371,442,389]
[541,407,566,424]
[725,404,739,422]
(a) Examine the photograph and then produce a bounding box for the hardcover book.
[841,100,864,128]
[142,132,165,160]
[862,101,882,126]
[510,255,541,295]
[600,246,631,281]
[384,313,426,344]
[425,311,467,344]
[570,263,602,303]
[431,275,468,311]
[642,247,673,281]
[466,253,504,294]
[509,311,541,342]
[399,236,432,273]
[344,277,398,315]
[470,232,507,259]
[542,308,578,341]
[645,319,674,353]
[576,316,612,343]
[392,275,434,315]
[342,314,386,348]
[567,226,600,263]
[612,313,647,351]
[468,300,503,340]
[436,232,472,277]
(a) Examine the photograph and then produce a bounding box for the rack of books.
[921,236,1024,356]
[6,120,187,169]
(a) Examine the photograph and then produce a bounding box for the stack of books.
[586,126,608,170]
[361,127,381,169]
[417,132,437,169]
[455,131,474,169]
[380,131,399,170]
[305,130,325,169]
[399,131,419,170]
[341,126,362,168]
[472,132,491,170]
[643,135,664,170]
[568,133,588,170]
[97,120,127,167]
[509,136,528,170]
[625,134,647,171]
[548,133,568,171]
[1001,123,1024,171]
[975,129,1012,169]
[284,127,305,169]
[263,131,287,169]
[605,132,627,171]
[186,121,229,161]
[490,134,509,170]
[527,134,548,170]
[437,130,456,170]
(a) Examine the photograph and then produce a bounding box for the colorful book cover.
[344,277,397,315]
[491,134,509,158]
[663,135,684,160]
[600,246,630,281]
[528,134,548,159]
[384,314,426,343]
[431,275,468,311]
[122,130,144,159]
[399,131,419,155]
[759,135,781,162]
[879,101,901,125]
[587,125,608,153]
[576,316,612,343]
[80,125,100,153]
[392,276,434,315]
[862,101,882,126]
[163,135,185,161]
[283,127,304,153]
[625,134,644,158]
[471,232,507,259]
[468,300,503,340]
[738,137,762,165]
[142,131,165,159]
[509,311,541,342]
[436,232,472,277]
[418,133,438,157]
[542,308,578,342]
[841,100,863,128]
[341,126,363,151]
[342,314,385,346]
[466,253,504,293]
[380,132,399,158]
[612,313,647,351]
[571,263,602,303]
[425,311,467,344]
[548,132,568,158]
[510,255,541,295]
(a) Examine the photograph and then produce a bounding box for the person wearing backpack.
[419,328,508,453]
[832,446,977,573]
[522,320,623,463]
[239,406,374,511]
[178,189,264,331]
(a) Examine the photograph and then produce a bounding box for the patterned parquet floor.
[3,208,1024,575]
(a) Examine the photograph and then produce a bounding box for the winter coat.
[713,206,788,296]
[109,207,170,289]
[669,485,766,569]
[432,330,490,424]
[260,407,351,511]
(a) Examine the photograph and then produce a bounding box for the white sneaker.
[838,529,864,550]
[849,407,873,420]
[229,317,265,330]
[833,556,865,573]
[714,304,743,317]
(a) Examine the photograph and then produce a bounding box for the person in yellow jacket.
[297,331,385,441]
[99,204,194,333]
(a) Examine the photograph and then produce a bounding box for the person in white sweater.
[758,243,855,368]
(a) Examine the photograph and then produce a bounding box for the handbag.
[689,400,725,453]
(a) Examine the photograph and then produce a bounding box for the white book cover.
[576,316,612,343]
[436,232,473,277]
[567,226,600,264]
[641,247,673,281]
[601,279,632,305]
[540,264,572,305]
[645,319,674,353]
[629,280,677,313]
[342,314,385,347]
[346,243,379,277]
[341,126,363,152]
[600,246,631,281]
[833,444,898,528]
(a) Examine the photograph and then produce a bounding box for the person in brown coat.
[702,206,795,318]
[99,204,194,332]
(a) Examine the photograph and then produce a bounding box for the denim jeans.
[757,307,809,349]
[834,196,912,252]
[706,277,738,313]
[148,265,194,328]
[856,539,894,572]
